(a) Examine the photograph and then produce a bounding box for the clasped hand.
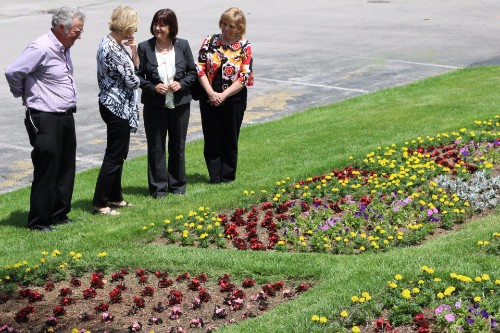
[155,82,181,95]
[209,92,225,107]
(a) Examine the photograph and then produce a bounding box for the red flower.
[53,305,66,317]
[242,278,256,288]
[111,272,125,282]
[155,271,169,279]
[28,290,44,302]
[135,269,146,277]
[158,278,174,288]
[138,275,149,284]
[45,281,55,292]
[116,282,127,291]
[95,303,109,312]
[195,273,208,282]
[70,277,81,287]
[168,290,183,306]
[133,296,146,308]
[199,288,211,303]
[59,297,73,306]
[90,273,104,289]
[109,287,122,303]
[175,272,190,282]
[188,278,202,291]
[223,66,235,77]
[59,287,72,297]
[141,286,155,297]
[14,305,35,322]
[295,283,311,293]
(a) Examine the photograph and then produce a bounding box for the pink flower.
[445,313,455,322]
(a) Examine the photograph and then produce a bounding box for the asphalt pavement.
[1,0,499,195]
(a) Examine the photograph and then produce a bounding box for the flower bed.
[0,268,311,332]
[310,264,499,333]
[160,120,500,255]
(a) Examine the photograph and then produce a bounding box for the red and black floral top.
[196,34,254,90]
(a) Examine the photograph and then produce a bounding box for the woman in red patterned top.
[196,7,254,184]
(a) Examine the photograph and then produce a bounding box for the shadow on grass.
[0,209,27,228]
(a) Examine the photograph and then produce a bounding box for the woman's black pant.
[143,103,190,197]
[199,95,246,184]
[92,102,130,207]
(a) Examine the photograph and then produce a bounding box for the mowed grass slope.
[1,66,499,332]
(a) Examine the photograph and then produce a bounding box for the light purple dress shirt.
[5,30,77,112]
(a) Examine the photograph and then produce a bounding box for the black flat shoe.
[29,225,54,232]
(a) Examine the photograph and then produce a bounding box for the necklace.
[156,41,172,51]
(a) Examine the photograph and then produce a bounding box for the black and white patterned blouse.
[97,35,140,131]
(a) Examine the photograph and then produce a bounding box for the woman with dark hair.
[196,7,254,184]
[137,8,197,198]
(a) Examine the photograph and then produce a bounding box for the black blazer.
[137,37,197,107]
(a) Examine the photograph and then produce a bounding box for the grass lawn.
[1,66,499,332]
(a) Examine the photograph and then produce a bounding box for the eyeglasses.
[71,28,84,35]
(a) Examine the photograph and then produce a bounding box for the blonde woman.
[92,5,140,215]
[196,7,254,184]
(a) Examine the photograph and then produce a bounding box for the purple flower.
[455,301,461,308]
[491,318,497,327]
[466,316,475,324]
[445,314,455,322]
[435,305,443,314]
[480,309,489,319]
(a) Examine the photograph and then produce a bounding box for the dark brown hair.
[149,8,178,39]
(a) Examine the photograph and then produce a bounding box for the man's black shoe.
[29,225,54,232]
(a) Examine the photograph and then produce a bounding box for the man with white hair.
[5,6,86,231]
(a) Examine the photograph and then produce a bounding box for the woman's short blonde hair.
[219,7,246,36]
[108,5,140,36]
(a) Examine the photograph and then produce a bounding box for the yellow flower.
[437,292,444,299]
[97,252,107,257]
[474,296,481,302]
[340,310,348,317]
[319,316,328,323]
[352,326,360,333]
[311,315,320,321]
[395,274,403,280]
[401,289,411,299]
[351,295,359,302]
[481,274,490,281]
[412,287,420,294]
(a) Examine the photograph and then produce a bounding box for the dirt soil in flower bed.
[0,270,311,332]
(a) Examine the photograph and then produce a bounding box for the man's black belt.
[27,107,76,115]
